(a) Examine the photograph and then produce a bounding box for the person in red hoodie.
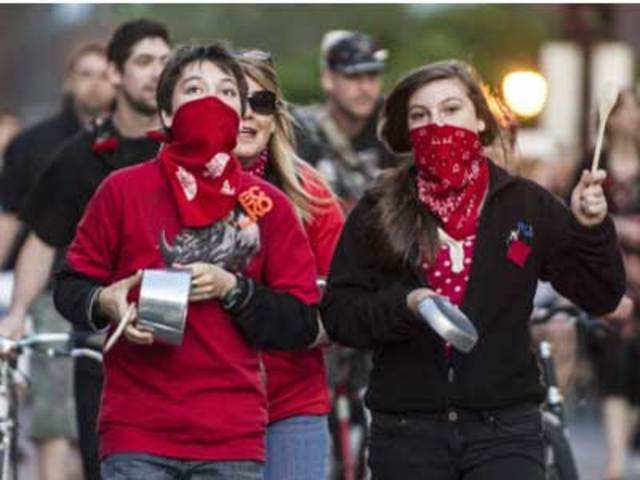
[234,52,345,480]
[53,44,321,480]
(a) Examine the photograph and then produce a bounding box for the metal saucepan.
[137,269,192,346]
[417,295,478,353]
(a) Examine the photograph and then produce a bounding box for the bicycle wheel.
[542,411,579,480]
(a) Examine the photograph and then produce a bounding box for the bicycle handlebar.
[60,347,103,363]
[0,332,104,362]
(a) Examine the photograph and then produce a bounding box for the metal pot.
[417,296,478,353]
[137,269,192,346]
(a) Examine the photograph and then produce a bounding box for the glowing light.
[502,70,548,118]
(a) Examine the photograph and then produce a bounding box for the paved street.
[569,405,640,480]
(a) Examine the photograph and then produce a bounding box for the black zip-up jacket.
[321,163,625,412]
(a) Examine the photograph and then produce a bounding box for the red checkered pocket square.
[507,240,531,268]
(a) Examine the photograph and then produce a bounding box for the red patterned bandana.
[243,149,269,178]
[159,96,241,228]
[411,124,489,240]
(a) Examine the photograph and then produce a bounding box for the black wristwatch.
[221,275,254,314]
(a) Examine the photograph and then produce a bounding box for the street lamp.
[502,70,548,119]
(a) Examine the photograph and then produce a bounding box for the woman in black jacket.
[321,60,626,480]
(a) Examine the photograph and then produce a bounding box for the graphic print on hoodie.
[159,204,260,272]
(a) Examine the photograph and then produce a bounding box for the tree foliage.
[106,4,560,104]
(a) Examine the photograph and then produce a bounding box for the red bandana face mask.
[410,124,489,239]
[159,96,241,227]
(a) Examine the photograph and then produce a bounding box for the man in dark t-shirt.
[0,44,114,271]
[293,30,397,211]
[1,19,172,480]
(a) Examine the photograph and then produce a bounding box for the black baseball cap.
[321,30,387,75]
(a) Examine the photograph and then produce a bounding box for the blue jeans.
[101,453,264,480]
[265,415,329,480]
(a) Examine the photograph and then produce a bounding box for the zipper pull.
[448,366,455,383]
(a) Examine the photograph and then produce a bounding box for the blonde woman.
[234,51,344,480]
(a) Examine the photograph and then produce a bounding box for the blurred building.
[511,5,640,192]
[0,3,639,151]
[0,5,109,122]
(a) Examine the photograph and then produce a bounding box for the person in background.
[0,42,113,480]
[294,30,395,212]
[569,89,640,480]
[3,20,172,480]
[235,51,344,480]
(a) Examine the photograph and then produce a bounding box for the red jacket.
[66,159,319,461]
[262,164,345,423]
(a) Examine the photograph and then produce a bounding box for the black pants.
[74,359,103,480]
[369,403,545,480]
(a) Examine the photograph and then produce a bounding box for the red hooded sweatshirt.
[66,159,319,461]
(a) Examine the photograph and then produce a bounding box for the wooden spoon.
[592,82,619,173]
[103,303,136,353]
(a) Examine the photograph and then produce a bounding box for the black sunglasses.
[248,91,278,116]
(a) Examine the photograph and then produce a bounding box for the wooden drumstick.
[592,83,619,173]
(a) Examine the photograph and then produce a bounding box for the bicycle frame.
[539,340,567,428]
[335,384,355,480]
[0,332,103,479]
[0,359,17,480]
[530,305,606,480]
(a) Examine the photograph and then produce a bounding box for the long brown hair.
[373,60,501,269]
[237,53,333,222]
